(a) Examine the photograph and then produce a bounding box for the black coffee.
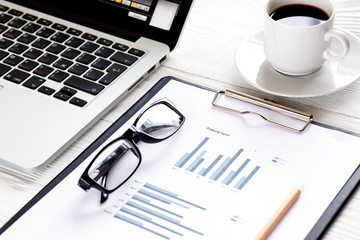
[270,4,330,26]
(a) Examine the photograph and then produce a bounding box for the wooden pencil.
[255,185,302,240]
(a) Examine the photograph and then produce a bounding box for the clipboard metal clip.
[212,90,313,133]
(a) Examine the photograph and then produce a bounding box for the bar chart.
[109,136,295,239]
[114,183,206,239]
[175,137,261,190]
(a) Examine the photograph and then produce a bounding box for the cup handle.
[323,29,350,61]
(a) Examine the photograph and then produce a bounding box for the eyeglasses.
[78,99,185,203]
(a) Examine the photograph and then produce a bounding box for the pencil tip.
[296,182,304,192]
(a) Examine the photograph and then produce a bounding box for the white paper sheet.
[3,79,360,240]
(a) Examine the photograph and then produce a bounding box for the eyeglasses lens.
[88,138,140,191]
[136,103,183,140]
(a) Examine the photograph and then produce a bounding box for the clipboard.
[1,76,360,239]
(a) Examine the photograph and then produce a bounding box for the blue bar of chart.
[114,183,205,239]
[175,137,209,168]
[175,137,260,191]
[210,148,243,181]
[222,158,250,185]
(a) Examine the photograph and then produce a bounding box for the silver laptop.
[0,0,193,173]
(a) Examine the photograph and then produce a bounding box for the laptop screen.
[5,0,192,50]
[100,0,179,31]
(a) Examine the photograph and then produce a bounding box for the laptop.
[0,0,193,173]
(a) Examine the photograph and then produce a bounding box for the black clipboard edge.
[0,76,175,235]
[1,76,359,240]
[305,163,360,239]
[305,122,360,238]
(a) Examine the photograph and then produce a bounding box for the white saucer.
[235,28,360,97]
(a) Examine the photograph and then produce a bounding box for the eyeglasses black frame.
[78,99,185,200]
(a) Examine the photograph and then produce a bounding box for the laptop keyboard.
[0,4,146,107]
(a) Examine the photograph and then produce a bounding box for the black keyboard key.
[46,43,66,54]
[22,14,38,22]
[80,42,99,53]
[110,51,137,66]
[0,24,8,33]
[99,63,126,85]
[52,23,67,31]
[97,38,113,46]
[64,75,104,95]
[0,49,8,60]
[4,54,24,66]
[33,64,54,77]
[8,9,23,17]
[108,63,127,73]
[3,28,22,39]
[37,18,52,26]
[49,70,69,82]
[8,18,27,28]
[0,5,10,12]
[66,28,82,36]
[82,33,97,41]
[19,59,39,71]
[91,58,111,70]
[0,62,11,76]
[65,37,84,48]
[113,43,129,51]
[51,32,70,43]
[9,43,28,54]
[61,48,81,59]
[68,63,88,75]
[38,85,55,95]
[59,86,77,96]
[95,46,114,58]
[23,76,45,89]
[17,33,36,44]
[53,58,73,70]
[38,53,58,64]
[0,13,12,24]
[84,68,104,81]
[4,69,30,83]
[36,27,55,38]
[54,92,71,101]
[76,53,96,64]
[32,38,51,49]
[24,48,43,59]
[128,48,145,57]
[0,38,13,49]
[22,22,41,33]
[70,97,87,107]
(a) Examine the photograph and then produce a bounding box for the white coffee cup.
[264,0,350,76]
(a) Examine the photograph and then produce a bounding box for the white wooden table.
[1,0,360,239]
